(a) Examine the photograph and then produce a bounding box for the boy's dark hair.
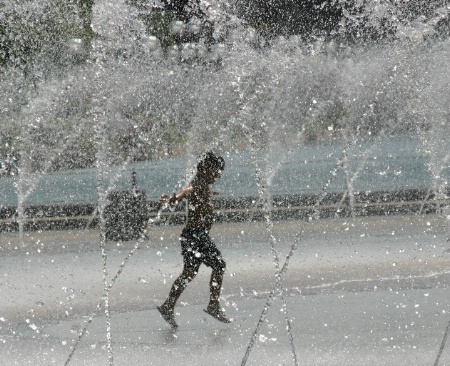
[197,151,225,172]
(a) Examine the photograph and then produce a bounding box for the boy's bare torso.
[185,181,214,231]
[161,163,220,231]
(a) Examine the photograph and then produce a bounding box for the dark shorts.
[180,228,226,273]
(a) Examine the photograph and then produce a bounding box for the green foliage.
[146,9,178,50]
[0,1,94,70]
[76,0,95,43]
[0,123,21,160]
[109,112,189,164]
[236,0,342,40]
[127,0,178,49]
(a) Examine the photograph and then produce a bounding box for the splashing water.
[2,1,450,366]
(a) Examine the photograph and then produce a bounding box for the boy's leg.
[189,230,230,323]
[158,266,197,328]
[205,268,231,323]
[161,266,197,310]
[208,268,224,305]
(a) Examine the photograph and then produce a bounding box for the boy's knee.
[214,259,226,273]
[182,268,197,281]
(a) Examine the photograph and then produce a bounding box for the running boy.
[157,151,230,329]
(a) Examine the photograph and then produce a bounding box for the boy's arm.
[160,186,193,205]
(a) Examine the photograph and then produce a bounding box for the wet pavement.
[2,215,450,365]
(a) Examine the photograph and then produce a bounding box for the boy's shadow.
[160,328,178,344]
[208,328,232,347]
[159,326,232,346]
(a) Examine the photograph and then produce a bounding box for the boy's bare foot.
[157,305,178,330]
[204,305,231,323]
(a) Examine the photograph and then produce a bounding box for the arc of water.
[65,103,147,366]
[93,99,114,365]
[429,148,450,365]
[434,316,450,366]
[342,150,356,219]
[336,133,384,218]
[262,116,305,365]
[243,132,366,364]
[197,63,303,364]
[242,137,359,366]
[83,134,154,231]
[241,122,298,365]
[342,134,356,220]
[417,128,450,216]
[64,157,188,366]
[311,138,353,220]
[145,156,191,228]
[237,136,363,366]
[63,232,145,366]
[14,121,87,243]
[64,176,171,366]
[246,128,305,223]
[241,236,300,366]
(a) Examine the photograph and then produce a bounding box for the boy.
[157,151,230,329]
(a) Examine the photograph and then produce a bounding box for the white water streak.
[241,237,299,366]
[241,120,298,365]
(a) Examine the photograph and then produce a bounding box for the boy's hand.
[160,194,170,203]
[160,193,177,205]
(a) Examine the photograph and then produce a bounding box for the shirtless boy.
[157,151,230,329]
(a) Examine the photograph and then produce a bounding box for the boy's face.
[202,165,221,184]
